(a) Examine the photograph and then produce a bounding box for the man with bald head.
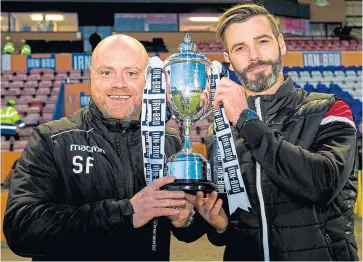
[90,34,148,121]
[4,34,203,261]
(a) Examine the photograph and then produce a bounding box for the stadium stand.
[1,63,362,151]
[1,69,94,146]
[195,38,362,52]
[284,65,362,125]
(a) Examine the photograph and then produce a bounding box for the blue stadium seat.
[334,66,346,71]
[329,84,342,95]
[304,66,313,73]
[316,66,325,72]
[304,84,315,93]
[339,91,354,104]
[291,66,302,73]
[316,83,329,94]
[326,66,337,72]
[347,66,358,72]
[352,99,362,110]
[229,71,241,85]
[283,66,290,74]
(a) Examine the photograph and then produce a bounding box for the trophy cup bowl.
[161,33,217,194]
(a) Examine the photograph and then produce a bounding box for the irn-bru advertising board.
[1,51,362,72]
[64,83,91,116]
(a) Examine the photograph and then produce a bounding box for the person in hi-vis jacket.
[1,99,26,141]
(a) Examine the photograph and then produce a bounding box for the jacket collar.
[247,75,300,117]
[87,98,141,133]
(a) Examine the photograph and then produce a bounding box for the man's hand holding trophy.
[142,34,250,232]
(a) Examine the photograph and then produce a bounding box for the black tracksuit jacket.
[206,77,358,261]
[4,99,205,261]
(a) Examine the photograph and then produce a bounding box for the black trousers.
[2,134,20,151]
[2,134,20,141]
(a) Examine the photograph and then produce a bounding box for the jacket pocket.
[325,233,337,261]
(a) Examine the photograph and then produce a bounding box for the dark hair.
[216,4,280,47]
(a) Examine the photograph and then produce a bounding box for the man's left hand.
[213,78,248,124]
[168,193,195,228]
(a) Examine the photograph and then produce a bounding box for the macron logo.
[70,144,105,154]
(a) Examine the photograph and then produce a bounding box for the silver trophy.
[161,33,217,193]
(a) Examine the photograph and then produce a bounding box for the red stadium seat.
[1,141,10,152]
[5,88,21,96]
[17,95,33,104]
[55,73,68,80]
[41,74,55,81]
[24,113,40,125]
[23,81,38,89]
[26,74,41,81]
[70,69,81,74]
[82,74,91,80]
[31,68,54,74]
[39,113,53,123]
[32,95,48,103]
[1,75,13,81]
[4,96,17,103]
[13,74,27,81]
[27,106,42,114]
[2,70,14,75]
[53,80,63,88]
[199,129,208,138]
[41,68,55,74]
[15,104,29,114]
[38,81,53,89]
[83,69,90,75]
[48,95,59,103]
[8,81,23,89]
[21,88,36,96]
[194,119,210,129]
[191,136,202,143]
[13,140,28,151]
[36,87,51,96]
[51,87,60,95]
[42,104,56,113]
[1,81,9,88]
[166,119,179,129]
[70,73,82,80]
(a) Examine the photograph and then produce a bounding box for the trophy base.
[161,179,218,194]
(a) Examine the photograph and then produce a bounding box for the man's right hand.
[130,176,186,228]
[213,77,248,124]
[185,191,228,232]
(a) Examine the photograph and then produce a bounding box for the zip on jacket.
[254,97,270,262]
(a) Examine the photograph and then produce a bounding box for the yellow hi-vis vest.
[3,42,15,54]
[20,44,31,55]
[0,106,25,135]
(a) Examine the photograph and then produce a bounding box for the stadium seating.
[12,140,28,151]
[286,39,362,51]
[1,68,93,145]
[1,141,10,152]
[1,64,362,151]
[195,38,362,52]
[285,65,362,124]
[195,40,224,53]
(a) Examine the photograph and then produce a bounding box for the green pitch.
[171,91,202,117]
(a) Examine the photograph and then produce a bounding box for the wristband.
[182,209,196,228]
